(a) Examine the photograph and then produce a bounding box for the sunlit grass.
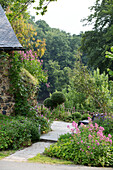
[28,153,74,165]
[0,150,16,160]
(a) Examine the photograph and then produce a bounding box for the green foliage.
[35,116,51,134]
[71,112,82,120]
[63,55,112,113]
[44,98,54,109]
[8,50,47,116]
[33,20,82,100]
[81,114,91,120]
[93,114,113,137]
[81,0,113,72]
[44,120,113,167]
[2,0,57,19]
[29,105,52,133]
[51,92,66,106]
[44,92,66,110]
[0,115,40,150]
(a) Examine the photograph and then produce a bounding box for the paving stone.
[3,142,52,162]
[40,121,73,142]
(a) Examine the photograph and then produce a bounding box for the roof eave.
[0,47,25,51]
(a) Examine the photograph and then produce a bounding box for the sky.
[29,0,96,35]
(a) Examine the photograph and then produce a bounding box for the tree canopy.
[81,0,113,73]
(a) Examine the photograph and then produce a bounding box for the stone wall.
[0,53,15,115]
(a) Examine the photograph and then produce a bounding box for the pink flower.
[37,59,40,63]
[88,117,92,121]
[93,147,95,149]
[109,139,112,144]
[90,124,94,129]
[108,134,112,138]
[76,128,81,134]
[71,128,74,132]
[67,125,70,128]
[81,140,83,143]
[72,121,78,128]
[95,123,98,129]
[80,123,85,127]
[96,142,100,146]
[88,134,92,139]
[99,126,104,131]
[106,137,110,142]
[88,146,90,148]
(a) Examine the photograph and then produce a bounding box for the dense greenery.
[0,113,51,150]
[30,20,82,99]
[61,55,113,113]
[0,114,39,150]
[8,50,47,116]
[81,0,113,73]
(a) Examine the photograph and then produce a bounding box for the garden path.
[2,121,73,162]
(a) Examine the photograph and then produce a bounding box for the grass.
[28,153,74,165]
[0,150,16,160]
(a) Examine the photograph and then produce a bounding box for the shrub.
[35,116,51,134]
[71,112,82,120]
[44,119,113,167]
[81,114,91,120]
[0,115,40,150]
[51,92,66,106]
[44,98,54,109]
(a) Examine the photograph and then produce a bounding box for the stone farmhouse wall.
[0,54,15,115]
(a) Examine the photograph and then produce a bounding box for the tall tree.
[1,0,57,18]
[81,0,113,73]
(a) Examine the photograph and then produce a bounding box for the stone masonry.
[0,54,15,115]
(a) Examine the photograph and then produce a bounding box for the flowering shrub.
[20,50,47,82]
[44,117,113,167]
[93,114,113,137]
[9,50,47,115]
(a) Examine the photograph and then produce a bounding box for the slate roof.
[0,4,24,51]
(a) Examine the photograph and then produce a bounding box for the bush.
[44,98,54,109]
[44,119,113,167]
[81,114,91,120]
[44,92,66,110]
[51,92,66,106]
[71,112,82,120]
[0,115,40,150]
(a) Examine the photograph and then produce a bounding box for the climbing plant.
[9,51,47,116]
